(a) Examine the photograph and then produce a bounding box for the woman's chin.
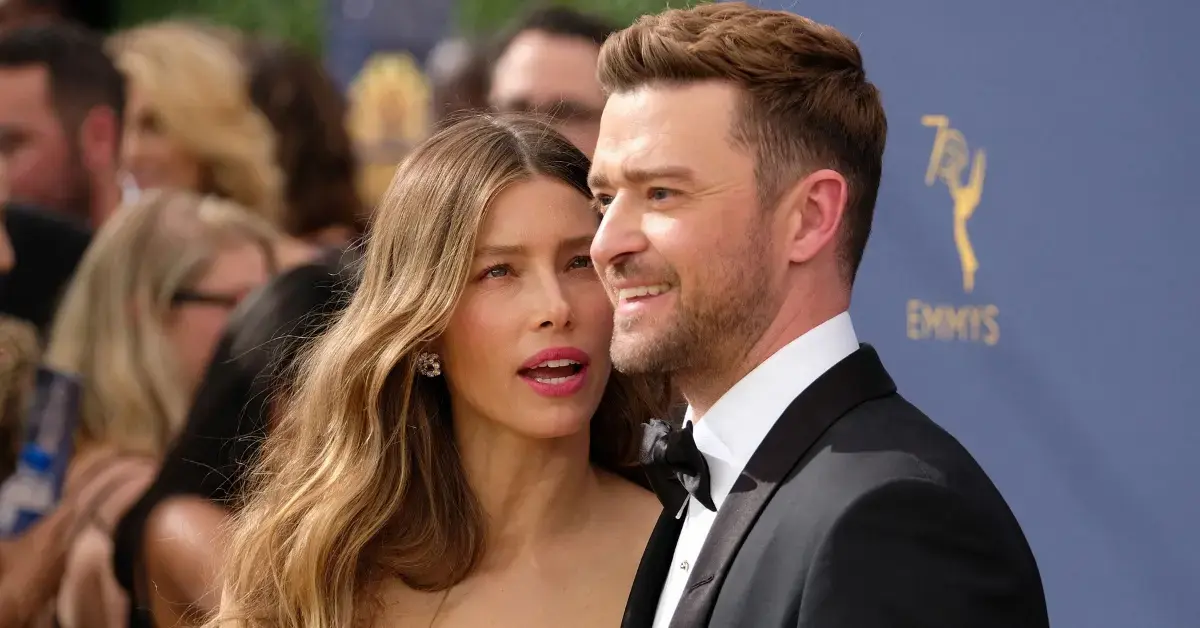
[507,406,597,441]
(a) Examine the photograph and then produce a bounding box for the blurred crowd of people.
[0,4,619,626]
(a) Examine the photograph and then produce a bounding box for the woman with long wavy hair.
[45,189,279,628]
[212,114,670,628]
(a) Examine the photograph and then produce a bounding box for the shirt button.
[680,560,690,571]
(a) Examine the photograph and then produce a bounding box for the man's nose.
[591,196,648,273]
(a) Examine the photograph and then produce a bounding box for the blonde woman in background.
[107,23,317,272]
[108,23,280,220]
[44,189,279,628]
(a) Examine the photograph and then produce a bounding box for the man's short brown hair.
[597,2,887,282]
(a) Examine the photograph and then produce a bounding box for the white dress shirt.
[651,312,860,628]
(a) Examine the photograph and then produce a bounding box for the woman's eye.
[568,256,593,270]
[481,265,510,279]
[649,188,673,202]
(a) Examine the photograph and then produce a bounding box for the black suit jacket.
[624,345,1049,628]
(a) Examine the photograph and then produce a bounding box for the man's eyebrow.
[588,165,697,190]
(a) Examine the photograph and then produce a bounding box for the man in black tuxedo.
[588,3,1050,627]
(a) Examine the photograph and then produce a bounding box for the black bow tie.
[641,418,716,512]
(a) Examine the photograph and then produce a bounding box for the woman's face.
[439,175,613,440]
[120,83,204,193]
[163,241,270,392]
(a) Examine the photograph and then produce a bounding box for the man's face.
[0,66,88,218]
[489,30,605,157]
[0,0,57,34]
[588,82,785,377]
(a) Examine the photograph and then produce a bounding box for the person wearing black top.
[112,247,359,627]
[0,202,90,336]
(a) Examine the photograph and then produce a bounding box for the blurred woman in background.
[244,38,366,248]
[108,23,282,224]
[106,34,369,628]
[44,189,278,628]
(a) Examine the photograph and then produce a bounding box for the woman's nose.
[535,277,574,331]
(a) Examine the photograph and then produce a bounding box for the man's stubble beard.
[610,220,777,381]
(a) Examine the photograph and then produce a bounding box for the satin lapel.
[622,505,685,628]
[667,345,897,628]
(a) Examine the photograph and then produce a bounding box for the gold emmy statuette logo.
[922,114,984,293]
[906,115,1000,346]
[348,52,432,204]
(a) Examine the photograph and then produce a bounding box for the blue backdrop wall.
[325,0,451,90]
[741,1,1198,626]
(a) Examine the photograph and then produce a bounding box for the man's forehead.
[0,65,51,110]
[593,84,742,176]
[499,30,601,71]
[490,31,603,105]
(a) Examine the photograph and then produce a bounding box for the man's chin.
[610,329,678,375]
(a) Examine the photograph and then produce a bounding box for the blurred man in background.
[0,23,124,226]
[427,36,490,124]
[0,0,114,34]
[489,6,614,156]
[0,24,113,334]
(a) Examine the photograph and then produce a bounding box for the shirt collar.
[685,311,859,509]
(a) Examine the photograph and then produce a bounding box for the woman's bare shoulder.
[596,469,663,535]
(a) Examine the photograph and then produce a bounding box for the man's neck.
[453,410,598,568]
[89,177,120,227]
[682,288,849,420]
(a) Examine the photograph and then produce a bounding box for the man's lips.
[615,283,672,302]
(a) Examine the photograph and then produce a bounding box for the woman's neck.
[453,411,598,563]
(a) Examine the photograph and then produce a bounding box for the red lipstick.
[518,347,590,397]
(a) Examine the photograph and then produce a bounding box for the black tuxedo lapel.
[622,500,685,628]
[668,345,897,628]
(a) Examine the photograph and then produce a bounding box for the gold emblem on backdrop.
[348,52,432,206]
[906,115,1000,346]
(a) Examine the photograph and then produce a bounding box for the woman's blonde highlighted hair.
[44,189,278,457]
[213,114,668,627]
[109,22,284,224]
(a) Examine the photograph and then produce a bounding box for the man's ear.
[78,106,120,174]
[776,168,848,265]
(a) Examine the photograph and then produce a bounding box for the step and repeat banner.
[745,1,1198,627]
[327,1,1199,626]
